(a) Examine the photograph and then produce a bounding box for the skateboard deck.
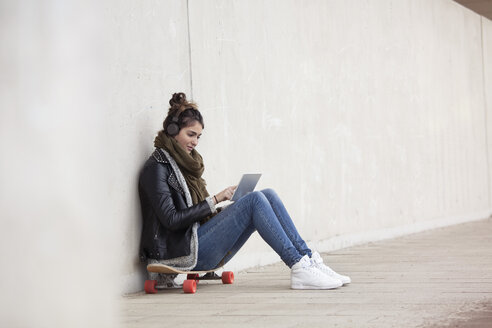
[145,263,234,294]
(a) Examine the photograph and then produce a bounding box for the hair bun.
[169,92,187,107]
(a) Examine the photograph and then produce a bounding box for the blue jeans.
[193,189,312,270]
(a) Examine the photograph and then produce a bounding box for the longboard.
[145,263,234,294]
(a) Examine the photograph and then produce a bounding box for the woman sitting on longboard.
[138,92,350,290]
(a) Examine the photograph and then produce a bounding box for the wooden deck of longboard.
[147,263,223,275]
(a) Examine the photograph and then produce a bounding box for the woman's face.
[174,120,203,154]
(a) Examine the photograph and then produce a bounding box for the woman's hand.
[214,186,237,204]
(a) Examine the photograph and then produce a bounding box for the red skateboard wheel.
[144,280,157,294]
[183,279,197,293]
[221,271,234,284]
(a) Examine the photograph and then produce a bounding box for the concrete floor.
[121,218,492,328]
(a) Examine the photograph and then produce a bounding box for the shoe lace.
[315,261,337,275]
[302,262,327,278]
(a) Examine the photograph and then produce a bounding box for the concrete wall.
[188,0,490,270]
[0,0,118,327]
[2,0,491,326]
[484,17,492,208]
[106,0,193,297]
[111,0,492,293]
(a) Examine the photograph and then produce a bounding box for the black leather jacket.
[138,149,213,262]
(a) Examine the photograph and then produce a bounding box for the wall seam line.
[480,16,492,213]
[186,0,194,98]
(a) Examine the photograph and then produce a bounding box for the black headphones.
[166,114,180,135]
[166,107,200,135]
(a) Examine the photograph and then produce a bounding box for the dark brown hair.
[163,92,204,136]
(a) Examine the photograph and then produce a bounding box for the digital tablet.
[230,174,262,202]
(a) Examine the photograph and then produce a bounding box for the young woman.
[138,92,350,290]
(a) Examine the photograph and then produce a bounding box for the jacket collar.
[152,148,169,164]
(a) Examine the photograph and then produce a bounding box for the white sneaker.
[291,255,343,289]
[311,252,351,285]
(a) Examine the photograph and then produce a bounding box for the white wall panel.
[0,0,117,326]
[106,0,192,293]
[188,0,490,270]
[484,17,492,208]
